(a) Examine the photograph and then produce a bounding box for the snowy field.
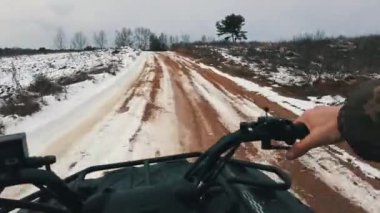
[0,48,145,198]
[0,48,140,134]
[217,46,380,83]
[217,47,346,106]
[0,48,139,98]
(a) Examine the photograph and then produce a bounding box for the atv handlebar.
[185,116,309,186]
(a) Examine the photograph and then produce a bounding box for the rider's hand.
[286,106,343,160]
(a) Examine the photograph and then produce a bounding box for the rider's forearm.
[338,79,380,161]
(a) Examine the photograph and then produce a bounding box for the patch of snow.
[192,59,315,115]
[307,95,345,106]
[219,48,249,66]
[300,148,380,213]
[62,95,148,176]
[328,146,380,179]
[268,67,305,86]
[188,67,242,130]
[220,88,263,120]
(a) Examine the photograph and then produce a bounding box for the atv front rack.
[1,152,292,213]
[0,153,200,213]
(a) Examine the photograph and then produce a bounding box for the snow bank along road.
[5,52,379,213]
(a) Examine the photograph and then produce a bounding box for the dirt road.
[117,52,376,213]
[4,52,378,212]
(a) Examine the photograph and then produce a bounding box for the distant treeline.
[0,47,92,58]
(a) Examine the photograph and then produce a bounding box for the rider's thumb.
[286,145,306,160]
[286,130,322,160]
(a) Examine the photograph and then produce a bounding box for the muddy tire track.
[118,56,167,154]
[159,54,229,152]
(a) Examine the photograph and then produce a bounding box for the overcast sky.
[1,0,379,48]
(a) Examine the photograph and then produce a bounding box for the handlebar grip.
[283,122,310,146]
[25,156,56,168]
[293,123,309,140]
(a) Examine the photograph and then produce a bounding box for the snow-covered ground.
[0,49,146,198]
[217,47,369,85]
[216,48,345,108]
[218,48,307,86]
[0,48,140,134]
[0,50,378,212]
[0,49,138,92]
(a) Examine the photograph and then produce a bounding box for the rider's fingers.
[293,117,306,126]
[286,124,334,160]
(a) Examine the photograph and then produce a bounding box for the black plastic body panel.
[16,153,313,213]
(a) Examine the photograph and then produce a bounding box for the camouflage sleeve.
[338,79,380,161]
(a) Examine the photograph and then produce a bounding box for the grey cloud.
[47,2,75,16]
[1,0,379,48]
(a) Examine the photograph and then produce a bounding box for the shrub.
[0,120,4,135]
[89,64,117,75]
[57,72,93,86]
[28,74,63,96]
[112,49,120,55]
[84,46,96,51]
[0,92,41,116]
[5,61,23,91]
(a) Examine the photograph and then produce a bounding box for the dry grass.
[0,92,41,116]
[173,43,368,99]
[57,72,93,86]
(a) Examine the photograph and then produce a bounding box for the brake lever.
[262,139,290,150]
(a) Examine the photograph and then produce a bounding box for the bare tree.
[174,36,180,44]
[6,61,22,91]
[54,28,66,50]
[168,36,176,47]
[181,34,190,43]
[71,32,88,50]
[159,33,168,49]
[133,27,152,50]
[93,30,107,49]
[201,35,207,43]
[115,28,133,48]
[207,36,215,42]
